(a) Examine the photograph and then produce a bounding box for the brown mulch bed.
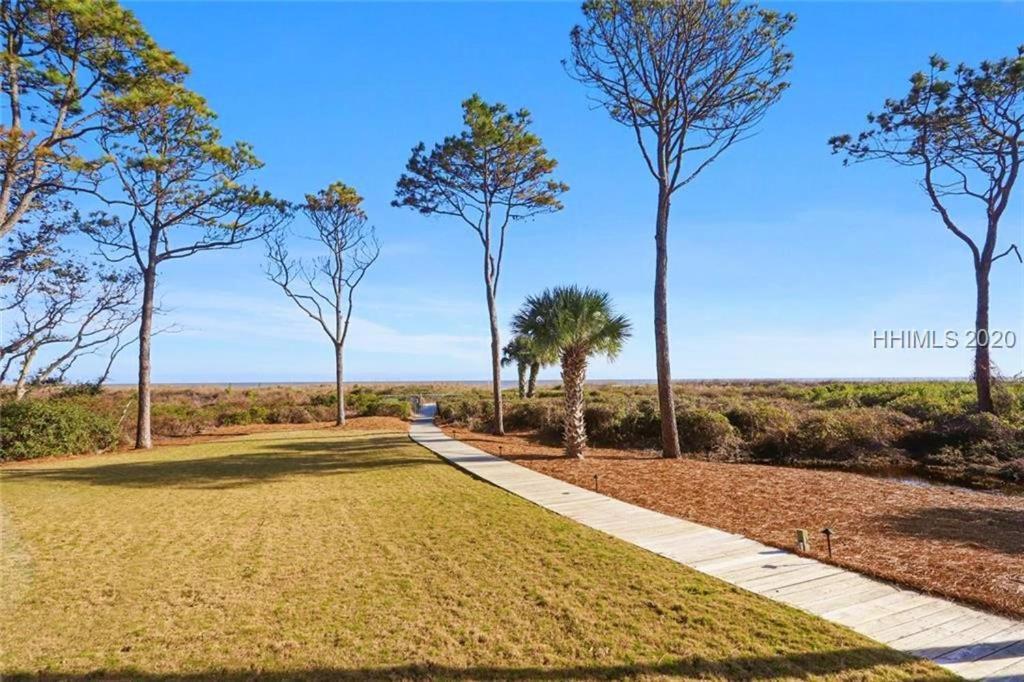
[443,425,1024,620]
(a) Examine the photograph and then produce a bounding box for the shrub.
[616,398,662,446]
[309,391,338,407]
[793,408,916,462]
[436,396,493,430]
[1,399,120,460]
[504,400,549,431]
[888,393,960,420]
[215,405,270,427]
[346,391,379,415]
[901,412,1015,453]
[267,405,315,424]
[726,401,797,461]
[536,402,565,442]
[583,403,626,445]
[675,407,738,456]
[150,403,206,436]
[999,458,1024,483]
[362,398,411,420]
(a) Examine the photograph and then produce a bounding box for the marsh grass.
[0,427,948,680]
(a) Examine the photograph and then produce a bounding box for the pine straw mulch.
[443,425,1024,620]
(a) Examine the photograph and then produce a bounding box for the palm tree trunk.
[516,361,527,398]
[561,349,588,458]
[527,362,539,398]
[974,262,994,412]
[655,182,681,458]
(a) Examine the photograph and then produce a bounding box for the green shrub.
[267,405,315,424]
[436,396,493,430]
[616,398,662,446]
[675,407,738,455]
[536,402,565,442]
[150,403,207,437]
[362,398,411,420]
[215,405,270,427]
[1,399,120,460]
[346,391,379,415]
[902,412,1014,452]
[584,403,626,445]
[793,408,916,461]
[887,393,960,420]
[309,391,338,407]
[504,400,549,430]
[726,401,797,460]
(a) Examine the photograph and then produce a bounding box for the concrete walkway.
[410,406,1024,681]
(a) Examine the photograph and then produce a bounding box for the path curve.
[410,405,1024,681]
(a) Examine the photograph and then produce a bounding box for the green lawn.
[0,426,951,680]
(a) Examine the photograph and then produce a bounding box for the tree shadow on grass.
[0,647,952,680]
[877,506,1024,556]
[1,436,440,490]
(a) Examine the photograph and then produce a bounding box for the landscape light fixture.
[822,528,834,559]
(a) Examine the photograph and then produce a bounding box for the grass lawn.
[1,424,951,680]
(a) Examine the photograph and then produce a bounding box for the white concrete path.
[410,406,1024,681]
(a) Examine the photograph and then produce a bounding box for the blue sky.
[76,1,1024,383]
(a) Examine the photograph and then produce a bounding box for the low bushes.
[435,382,1024,488]
[676,407,739,457]
[1,399,121,460]
[792,408,917,467]
[1,384,417,460]
[725,401,797,460]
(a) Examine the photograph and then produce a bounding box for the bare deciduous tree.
[266,182,379,426]
[393,94,567,434]
[1,222,139,398]
[831,49,1024,413]
[568,0,794,457]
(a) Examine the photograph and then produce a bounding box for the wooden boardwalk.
[410,407,1024,681]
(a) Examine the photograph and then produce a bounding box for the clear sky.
[75,1,1024,384]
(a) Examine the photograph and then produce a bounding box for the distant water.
[106,377,972,389]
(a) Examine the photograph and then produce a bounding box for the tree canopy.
[1,0,183,236]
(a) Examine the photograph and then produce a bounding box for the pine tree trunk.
[527,362,539,398]
[974,262,994,413]
[561,349,588,458]
[516,361,527,398]
[135,263,157,449]
[335,342,345,426]
[485,281,505,435]
[655,182,681,457]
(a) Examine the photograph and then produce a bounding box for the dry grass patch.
[1,427,949,680]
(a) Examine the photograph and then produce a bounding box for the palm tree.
[501,337,530,398]
[502,334,557,399]
[512,286,631,458]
